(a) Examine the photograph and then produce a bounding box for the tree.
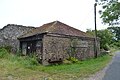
[97,29,113,50]
[107,27,120,48]
[86,29,95,37]
[100,0,120,25]
[86,29,114,50]
[107,27,120,40]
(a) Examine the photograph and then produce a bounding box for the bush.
[0,48,9,58]
[103,44,110,51]
[0,48,39,69]
[27,57,39,66]
[112,41,120,48]
[0,46,12,53]
[63,59,72,64]
[68,57,79,63]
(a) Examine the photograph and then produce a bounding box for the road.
[102,51,120,80]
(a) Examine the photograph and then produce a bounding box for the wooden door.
[22,42,27,55]
[27,41,36,55]
[36,41,42,61]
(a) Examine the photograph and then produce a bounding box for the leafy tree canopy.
[86,29,114,50]
[107,27,120,40]
[99,0,120,25]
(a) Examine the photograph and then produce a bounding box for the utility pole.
[94,0,98,58]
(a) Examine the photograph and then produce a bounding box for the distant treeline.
[86,27,120,50]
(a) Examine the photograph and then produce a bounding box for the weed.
[0,48,9,58]
[0,48,113,80]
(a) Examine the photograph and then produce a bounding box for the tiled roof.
[19,21,92,38]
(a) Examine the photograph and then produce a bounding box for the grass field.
[0,48,112,80]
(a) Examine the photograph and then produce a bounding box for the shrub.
[63,59,72,64]
[68,57,79,63]
[0,48,9,58]
[28,57,39,66]
[0,46,12,53]
[0,48,39,69]
[103,44,110,51]
[18,56,39,68]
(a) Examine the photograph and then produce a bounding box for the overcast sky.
[0,0,108,31]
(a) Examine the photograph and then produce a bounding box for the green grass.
[0,48,112,80]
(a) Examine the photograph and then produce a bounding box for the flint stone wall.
[0,24,35,52]
[42,33,100,65]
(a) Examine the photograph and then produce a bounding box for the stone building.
[18,21,100,65]
[0,24,35,52]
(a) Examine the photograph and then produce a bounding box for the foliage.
[0,48,112,79]
[111,40,120,47]
[0,46,12,53]
[107,27,120,40]
[0,48,39,68]
[100,0,120,25]
[66,38,80,64]
[97,29,113,50]
[107,27,120,48]
[63,59,72,64]
[86,29,95,37]
[0,48,9,58]
[68,57,79,63]
[86,29,113,50]
[68,38,78,57]
[98,0,120,48]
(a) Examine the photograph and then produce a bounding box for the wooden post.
[94,3,98,58]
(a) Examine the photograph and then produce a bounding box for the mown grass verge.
[0,48,112,80]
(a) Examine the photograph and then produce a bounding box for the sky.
[0,0,108,31]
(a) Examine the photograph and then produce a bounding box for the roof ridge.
[46,21,58,33]
[19,21,92,38]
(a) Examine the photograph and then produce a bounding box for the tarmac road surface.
[102,51,120,80]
